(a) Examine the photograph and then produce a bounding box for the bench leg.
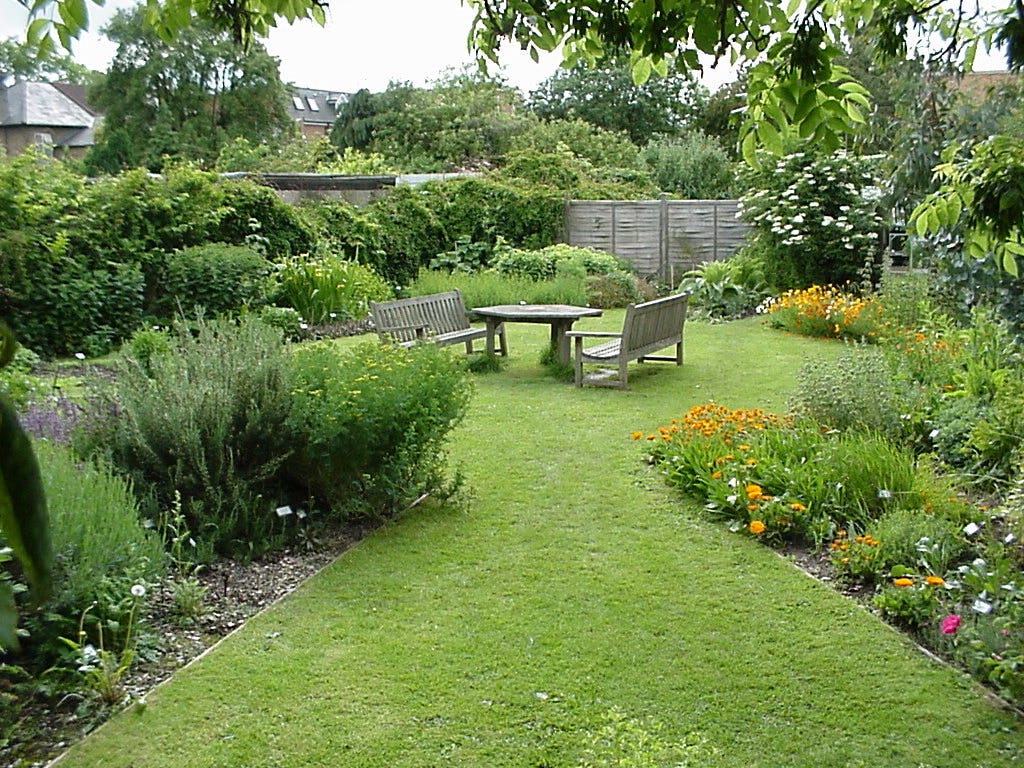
[573,336,584,387]
[618,359,630,390]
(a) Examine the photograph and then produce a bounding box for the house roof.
[287,87,348,126]
[0,80,95,129]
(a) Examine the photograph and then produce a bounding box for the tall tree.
[330,68,526,172]
[527,54,707,145]
[85,7,294,173]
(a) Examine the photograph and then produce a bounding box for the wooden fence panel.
[565,198,751,281]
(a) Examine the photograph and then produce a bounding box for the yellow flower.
[745,483,762,500]
[893,578,914,588]
[749,520,766,535]
[632,431,643,440]
[925,575,945,586]
[711,471,723,480]
[790,502,807,512]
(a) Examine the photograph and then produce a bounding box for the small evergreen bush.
[156,244,273,318]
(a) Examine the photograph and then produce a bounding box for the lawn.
[52,316,1024,767]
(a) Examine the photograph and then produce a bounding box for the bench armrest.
[565,331,622,339]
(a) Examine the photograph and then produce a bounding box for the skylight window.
[306,97,320,111]
[292,95,305,110]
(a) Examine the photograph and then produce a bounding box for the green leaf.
[0,395,51,602]
[797,106,821,139]
[1004,249,1020,277]
[757,120,784,156]
[741,128,758,166]
[26,17,49,45]
[792,88,818,123]
[693,10,718,53]
[631,56,652,85]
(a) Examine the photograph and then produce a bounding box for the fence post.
[713,201,719,262]
[659,194,669,281]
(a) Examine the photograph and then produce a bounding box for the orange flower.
[632,431,643,440]
[747,504,759,512]
[749,520,766,535]
[790,502,807,512]
[893,578,914,588]
[745,483,763,500]
[711,471,723,480]
[925,575,945,586]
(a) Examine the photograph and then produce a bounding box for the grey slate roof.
[287,87,348,126]
[0,81,95,129]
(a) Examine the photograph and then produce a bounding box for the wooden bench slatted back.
[571,292,688,389]
[621,293,688,364]
[371,290,472,344]
[370,289,506,355]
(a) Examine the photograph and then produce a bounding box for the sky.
[0,0,741,95]
[0,0,1009,96]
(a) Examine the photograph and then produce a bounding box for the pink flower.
[941,614,962,635]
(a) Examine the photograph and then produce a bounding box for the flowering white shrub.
[738,151,885,289]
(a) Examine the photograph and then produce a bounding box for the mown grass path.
[55,317,1024,767]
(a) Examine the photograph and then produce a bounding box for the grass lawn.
[53,316,1024,767]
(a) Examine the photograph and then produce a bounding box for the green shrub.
[738,151,884,289]
[286,342,473,519]
[3,255,145,358]
[0,343,42,407]
[678,258,767,318]
[493,244,627,282]
[368,187,447,287]
[790,347,904,438]
[424,176,564,253]
[296,198,385,263]
[124,326,172,376]
[81,315,296,556]
[584,271,652,308]
[273,256,392,324]
[156,244,273,318]
[642,133,735,199]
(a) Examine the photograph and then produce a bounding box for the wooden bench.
[566,293,689,389]
[369,289,507,355]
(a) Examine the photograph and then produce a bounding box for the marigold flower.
[747,504,759,512]
[893,577,914,588]
[711,471,722,480]
[745,483,762,500]
[749,520,766,535]
[941,614,962,635]
[790,502,806,512]
[632,431,643,440]
[925,575,945,586]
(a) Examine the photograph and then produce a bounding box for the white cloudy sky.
[0,0,1009,95]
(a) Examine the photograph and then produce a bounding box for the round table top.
[471,304,603,321]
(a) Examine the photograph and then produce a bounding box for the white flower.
[74,352,86,360]
[131,584,147,598]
